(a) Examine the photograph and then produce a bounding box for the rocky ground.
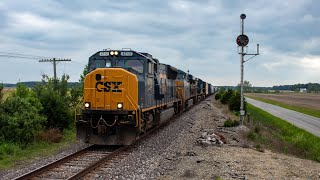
[2,95,320,179]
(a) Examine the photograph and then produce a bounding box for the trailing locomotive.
[76,49,216,145]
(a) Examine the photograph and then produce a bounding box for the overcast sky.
[0,0,319,86]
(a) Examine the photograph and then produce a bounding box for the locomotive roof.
[90,49,157,64]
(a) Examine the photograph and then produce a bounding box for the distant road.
[246,97,320,138]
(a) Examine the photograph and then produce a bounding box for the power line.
[39,58,71,80]
[0,55,40,59]
[0,51,54,60]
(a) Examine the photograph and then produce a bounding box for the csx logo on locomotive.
[96,81,122,92]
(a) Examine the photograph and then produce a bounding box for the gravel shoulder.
[2,95,320,179]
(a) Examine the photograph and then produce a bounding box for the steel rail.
[68,145,129,180]
[14,145,95,180]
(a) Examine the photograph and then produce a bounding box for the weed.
[37,128,63,143]
[247,131,257,140]
[254,126,260,133]
[255,144,265,152]
[233,111,240,116]
[224,119,240,127]
[0,142,21,156]
[214,176,223,180]
[283,146,289,154]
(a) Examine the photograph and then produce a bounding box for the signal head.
[240,14,246,19]
[236,34,249,46]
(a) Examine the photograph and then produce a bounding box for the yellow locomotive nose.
[84,68,138,111]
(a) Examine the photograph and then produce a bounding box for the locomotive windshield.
[117,59,144,74]
[89,59,111,71]
[88,58,144,75]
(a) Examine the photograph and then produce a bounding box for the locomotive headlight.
[114,51,118,55]
[110,51,115,55]
[117,102,123,109]
[84,102,90,108]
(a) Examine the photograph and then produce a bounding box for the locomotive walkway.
[246,97,320,138]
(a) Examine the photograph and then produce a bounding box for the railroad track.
[15,145,126,180]
[15,98,207,179]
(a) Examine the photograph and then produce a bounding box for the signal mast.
[236,14,260,125]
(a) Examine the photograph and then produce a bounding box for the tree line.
[233,81,320,93]
[272,83,320,92]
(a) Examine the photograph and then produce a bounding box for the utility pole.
[39,58,71,80]
[236,14,259,125]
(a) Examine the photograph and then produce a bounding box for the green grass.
[247,104,320,162]
[0,128,77,169]
[246,95,320,118]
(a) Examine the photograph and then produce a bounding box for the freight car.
[76,49,215,145]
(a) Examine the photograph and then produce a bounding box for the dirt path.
[157,95,320,179]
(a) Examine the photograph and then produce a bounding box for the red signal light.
[236,34,249,46]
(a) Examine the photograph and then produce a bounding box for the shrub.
[223,119,240,127]
[39,89,71,129]
[70,86,82,106]
[228,91,240,111]
[0,83,3,102]
[34,74,72,130]
[215,92,222,100]
[228,91,247,112]
[220,89,234,104]
[0,84,46,144]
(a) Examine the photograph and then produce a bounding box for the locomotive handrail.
[133,51,156,63]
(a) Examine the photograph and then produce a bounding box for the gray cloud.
[0,0,319,86]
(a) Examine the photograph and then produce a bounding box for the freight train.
[76,49,216,145]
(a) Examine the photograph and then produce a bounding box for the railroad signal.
[236,13,260,125]
[236,34,249,47]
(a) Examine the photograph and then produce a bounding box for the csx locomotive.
[76,49,216,145]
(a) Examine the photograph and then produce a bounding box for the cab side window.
[148,62,154,74]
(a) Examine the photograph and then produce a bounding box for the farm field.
[246,93,320,118]
[246,93,320,110]
[2,87,15,100]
